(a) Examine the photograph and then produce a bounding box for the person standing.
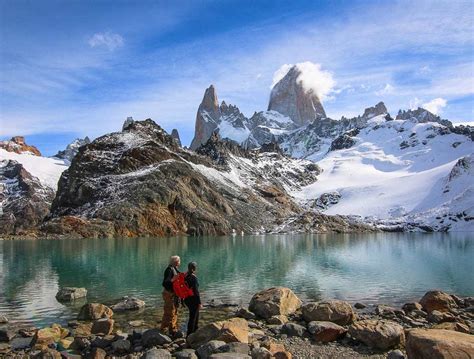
[184,261,202,336]
[161,255,181,336]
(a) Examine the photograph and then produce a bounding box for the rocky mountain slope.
[43,119,366,238]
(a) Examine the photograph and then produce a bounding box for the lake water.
[0,233,473,329]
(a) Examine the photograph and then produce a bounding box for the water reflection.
[0,233,473,328]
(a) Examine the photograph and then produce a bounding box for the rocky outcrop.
[249,287,302,319]
[0,160,55,234]
[44,119,321,238]
[0,136,41,156]
[54,137,91,162]
[362,102,387,119]
[406,329,474,358]
[268,66,326,126]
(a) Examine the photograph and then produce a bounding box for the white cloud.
[88,32,124,51]
[422,97,447,114]
[409,97,422,110]
[375,83,395,96]
[271,62,336,102]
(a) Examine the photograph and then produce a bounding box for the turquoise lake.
[0,233,473,328]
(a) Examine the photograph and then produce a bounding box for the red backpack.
[173,273,194,299]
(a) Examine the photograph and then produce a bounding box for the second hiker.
[184,261,202,336]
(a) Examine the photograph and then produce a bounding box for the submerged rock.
[56,287,87,301]
[111,296,145,311]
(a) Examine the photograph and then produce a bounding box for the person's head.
[169,255,180,267]
[188,261,197,274]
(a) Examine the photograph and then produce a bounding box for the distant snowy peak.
[268,65,326,126]
[0,136,42,156]
[54,137,91,162]
[362,101,387,119]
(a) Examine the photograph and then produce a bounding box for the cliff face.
[268,66,326,126]
[45,119,321,238]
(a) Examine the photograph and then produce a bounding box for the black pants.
[184,296,200,336]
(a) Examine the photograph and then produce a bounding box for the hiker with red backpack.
[160,255,182,337]
[173,261,202,336]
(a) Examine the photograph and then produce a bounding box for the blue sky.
[1,0,473,155]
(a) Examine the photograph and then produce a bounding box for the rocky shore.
[0,288,473,358]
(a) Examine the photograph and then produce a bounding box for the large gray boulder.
[348,320,405,350]
[111,296,145,311]
[249,287,301,319]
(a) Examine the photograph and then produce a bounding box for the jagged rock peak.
[54,137,91,162]
[0,136,42,156]
[268,65,326,126]
[362,102,388,119]
[171,129,182,147]
[122,116,135,131]
[201,85,219,114]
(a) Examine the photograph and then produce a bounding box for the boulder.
[281,323,306,337]
[302,300,355,325]
[111,296,145,311]
[10,336,34,350]
[141,348,172,359]
[406,328,474,358]
[78,303,113,320]
[427,310,455,323]
[354,303,366,309]
[348,320,405,350]
[419,291,456,313]
[73,323,92,337]
[56,287,87,301]
[187,318,249,349]
[387,349,405,359]
[35,327,62,345]
[71,336,91,350]
[209,354,250,359]
[249,288,301,319]
[142,329,172,347]
[0,329,13,343]
[251,347,272,359]
[236,308,256,320]
[196,340,226,359]
[307,321,347,343]
[88,347,106,359]
[402,302,423,313]
[91,318,114,335]
[112,339,131,354]
[267,315,288,325]
[433,321,470,333]
[174,349,198,359]
[219,342,250,354]
[261,342,291,359]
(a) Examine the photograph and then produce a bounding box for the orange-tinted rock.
[0,136,41,156]
[419,291,456,313]
[406,329,474,358]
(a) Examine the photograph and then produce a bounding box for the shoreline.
[0,288,472,358]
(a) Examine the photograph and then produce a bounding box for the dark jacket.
[185,273,201,305]
[162,265,180,292]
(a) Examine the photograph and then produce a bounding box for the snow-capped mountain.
[53,137,91,162]
[188,65,473,232]
[0,138,68,234]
